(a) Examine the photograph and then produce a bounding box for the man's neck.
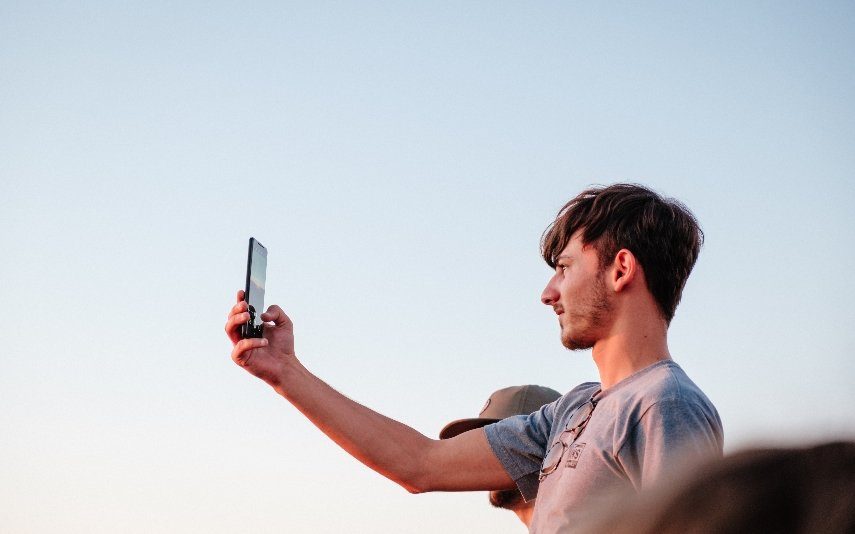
[592,323,671,390]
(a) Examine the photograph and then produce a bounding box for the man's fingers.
[231,337,269,366]
[228,299,248,318]
[260,305,292,327]
[225,311,251,343]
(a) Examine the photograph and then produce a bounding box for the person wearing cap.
[440,385,562,527]
[225,184,723,533]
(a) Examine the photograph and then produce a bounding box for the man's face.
[541,232,613,350]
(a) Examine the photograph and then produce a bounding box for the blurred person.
[439,385,562,528]
[587,441,855,534]
[225,183,723,533]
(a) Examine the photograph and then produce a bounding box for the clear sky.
[2,2,854,532]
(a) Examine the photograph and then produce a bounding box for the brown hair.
[541,183,703,323]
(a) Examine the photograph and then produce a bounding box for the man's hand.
[225,290,295,389]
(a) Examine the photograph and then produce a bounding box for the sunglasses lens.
[579,401,593,421]
[542,441,563,472]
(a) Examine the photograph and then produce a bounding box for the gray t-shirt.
[484,360,723,533]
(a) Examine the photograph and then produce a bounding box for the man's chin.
[561,330,595,351]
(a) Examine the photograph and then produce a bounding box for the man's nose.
[541,277,559,306]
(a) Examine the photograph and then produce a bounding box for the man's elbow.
[399,469,434,494]
[404,483,427,495]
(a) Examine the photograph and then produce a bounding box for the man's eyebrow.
[555,255,573,262]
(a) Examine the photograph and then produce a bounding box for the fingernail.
[261,339,268,345]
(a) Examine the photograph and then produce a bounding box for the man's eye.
[559,265,569,274]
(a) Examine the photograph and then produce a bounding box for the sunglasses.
[538,397,598,481]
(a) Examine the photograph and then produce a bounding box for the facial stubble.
[561,271,612,351]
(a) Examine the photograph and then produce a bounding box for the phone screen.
[244,238,268,337]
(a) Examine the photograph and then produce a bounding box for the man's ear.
[610,249,638,292]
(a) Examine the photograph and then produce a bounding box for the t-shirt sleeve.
[617,397,724,489]
[483,400,556,501]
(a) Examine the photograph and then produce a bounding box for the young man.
[225,184,723,533]
[439,385,563,528]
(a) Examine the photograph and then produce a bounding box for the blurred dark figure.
[591,441,855,534]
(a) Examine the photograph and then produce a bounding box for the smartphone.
[240,237,268,339]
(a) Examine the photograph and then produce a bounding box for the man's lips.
[553,307,564,316]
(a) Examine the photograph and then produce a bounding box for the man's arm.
[225,291,515,493]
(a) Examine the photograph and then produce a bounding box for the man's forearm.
[271,359,437,493]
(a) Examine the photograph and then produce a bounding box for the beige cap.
[439,384,562,439]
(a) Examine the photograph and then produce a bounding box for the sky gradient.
[2,2,854,532]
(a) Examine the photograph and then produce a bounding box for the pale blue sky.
[2,2,854,532]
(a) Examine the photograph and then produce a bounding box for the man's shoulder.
[604,361,723,454]
[602,360,716,413]
[653,360,715,408]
